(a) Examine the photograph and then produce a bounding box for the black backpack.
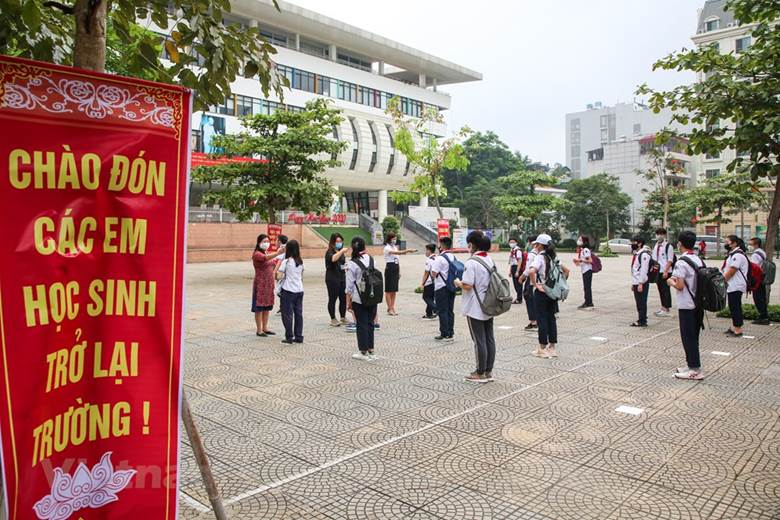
[640,251,661,283]
[351,257,383,306]
[679,256,727,316]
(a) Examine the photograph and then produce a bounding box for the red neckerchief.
[475,252,488,257]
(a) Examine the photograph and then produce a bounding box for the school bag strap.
[679,255,701,302]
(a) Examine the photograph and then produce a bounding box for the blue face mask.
[335,242,343,250]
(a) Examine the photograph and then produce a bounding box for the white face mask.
[391,239,397,245]
[577,240,583,246]
[259,242,270,251]
[509,242,517,249]
[656,235,665,242]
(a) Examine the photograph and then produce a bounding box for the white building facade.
[187,0,481,221]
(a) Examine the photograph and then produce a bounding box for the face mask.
[631,243,639,251]
[509,242,517,249]
[335,242,343,250]
[391,239,397,245]
[259,242,270,251]
[577,240,583,246]
[656,235,665,242]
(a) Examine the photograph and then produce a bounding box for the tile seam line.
[219,327,677,506]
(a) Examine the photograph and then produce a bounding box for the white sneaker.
[655,310,671,317]
[367,353,378,361]
[352,352,369,361]
[674,369,704,380]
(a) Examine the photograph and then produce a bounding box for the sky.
[286,0,703,167]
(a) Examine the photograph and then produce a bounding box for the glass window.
[348,117,359,171]
[736,36,751,53]
[570,118,580,131]
[368,122,378,173]
[386,125,395,175]
[260,28,288,48]
[633,123,641,135]
[705,169,720,179]
[236,95,253,116]
[705,18,720,32]
[600,115,608,128]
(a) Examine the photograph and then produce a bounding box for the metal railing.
[403,215,438,243]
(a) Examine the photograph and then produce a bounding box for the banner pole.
[181,395,228,520]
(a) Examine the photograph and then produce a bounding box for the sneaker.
[465,371,489,384]
[281,339,294,345]
[435,335,454,342]
[545,348,558,358]
[373,323,381,330]
[345,323,357,333]
[483,372,495,382]
[422,314,435,320]
[577,303,589,310]
[352,352,369,361]
[294,339,304,344]
[674,369,704,380]
[330,319,340,327]
[655,310,671,317]
[367,352,378,361]
[340,317,348,325]
[676,366,688,373]
[752,319,771,325]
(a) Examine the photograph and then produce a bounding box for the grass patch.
[311,226,371,245]
[716,303,780,322]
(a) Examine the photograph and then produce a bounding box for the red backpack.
[518,250,528,274]
[731,251,763,293]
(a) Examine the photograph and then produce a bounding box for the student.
[278,240,305,344]
[722,235,749,337]
[528,234,569,358]
[325,233,350,327]
[383,233,417,316]
[251,234,286,337]
[651,228,675,317]
[418,243,438,319]
[507,238,525,304]
[749,237,770,325]
[346,237,377,361]
[573,235,594,309]
[431,236,457,342]
[630,236,652,327]
[455,231,496,383]
[274,235,290,315]
[668,230,705,380]
[518,235,538,330]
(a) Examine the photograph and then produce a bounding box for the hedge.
[716,303,780,322]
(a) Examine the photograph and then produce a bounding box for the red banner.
[190,151,263,168]
[267,223,283,253]
[437,219,451,239]
[0,56,190,519]
[285,211,347,225]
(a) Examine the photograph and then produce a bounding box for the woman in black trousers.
[325,233,349,327]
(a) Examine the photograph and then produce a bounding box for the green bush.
[716,303,780,322]
[561,238,577,249]
[598,243,618,257]
[381,216,400,239]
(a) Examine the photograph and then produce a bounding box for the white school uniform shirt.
[383,244,399,264]
[723,249,749,294]
[579,248,592,273]
[424,255,436,287]
[530,250,547,281]
[652,240,674,269]
[672,252,703,310]
[461,253,494,321]
[751,248,767,268]
[278,258,305,293]
[432,251,454,291]
[631,247,651,285]
[523,250,537,277]
[508,246,521,266]
[346,253,371,304]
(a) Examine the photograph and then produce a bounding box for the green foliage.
[381,216,401,238]
[559,174,632,243]
[493,169,562,226]
[685,173,768,233]
[458,177,509,228]
[717,303,780,322]
[642,186,697,235]
[636,0,780,252]
[191,99,346,223]
[0,0,284,111]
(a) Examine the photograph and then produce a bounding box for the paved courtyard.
[178,252,780,520]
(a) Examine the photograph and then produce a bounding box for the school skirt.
[384,263,400,293]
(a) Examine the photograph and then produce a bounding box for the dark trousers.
[524,279,536,322]
[582,270,593,306]
[280,290,304,341]
[633,282,650,324]
[435,287,456,337]
[728,291,744,327]
[534,290,558,345]
[753,284,769,320]
[326,279,347,320]
[353,302,376,352]
[468,317,495,373]
[656,277,672,309]
[678,309,701,370]
[510,265,523,302]
[422,284,436,317]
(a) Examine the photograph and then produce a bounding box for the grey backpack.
[544,255,570,302]
[468,256,513,317]
[755,250,776,286]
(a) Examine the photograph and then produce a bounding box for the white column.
[419,195,429,207]
[295,34,300,51]
[378,190,388,221]
[329,44,338,62]
[378,61,385,75]
[432,78,438,92]
[332,185,340,213]
[418,73,426,87]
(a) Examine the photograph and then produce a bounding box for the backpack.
[351,257,383,306]
[441,253,465,293]
[733,251,762,293]
[517,250,529,274]
[753,250,776,286]
[468,256,513,317]
[641,251,661,283]
[680,256,727,314]
[591,253,602,274]
[543,255,569,302]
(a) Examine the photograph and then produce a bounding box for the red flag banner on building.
[0,56,190,519]
[267,223,283,253]
[437,219,451,240]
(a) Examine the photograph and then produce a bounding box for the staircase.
[402,216,437,251]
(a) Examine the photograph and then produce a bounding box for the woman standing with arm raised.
[252,234,286,337]
[383,232,418,316]
[325,233,350,327]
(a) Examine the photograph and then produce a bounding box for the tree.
[642,186,697,236]
[386,97,471,219]
[559,174,632,247]
[460,177,508,228]
[0,0,283,110]
[493,169,562,232]
[636,141,690,228]
[637,0,780,253]
[191,99,346,223]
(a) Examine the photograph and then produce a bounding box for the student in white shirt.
[455,231,496,384]
[518,236,538,330]
[722,235,749,337]
[418,243,437,319]
[278,240,305,344]
[431,236,456,341]
[748,237,770,325]
[668,230,705,380]
[507,238,525,304]
[528,233,569,359]
[630,236,652,327]
[382,232,417,316]
[573,235,594,309]
[346,237,377,361]
[651,228,675,317]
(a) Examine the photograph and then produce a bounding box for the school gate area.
[179,252,780,519]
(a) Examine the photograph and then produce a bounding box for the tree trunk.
[662,188,669,229]
[716,205,722,252]
[766,182,780,258]
[606,207,610,240]
[73,0,108,72]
